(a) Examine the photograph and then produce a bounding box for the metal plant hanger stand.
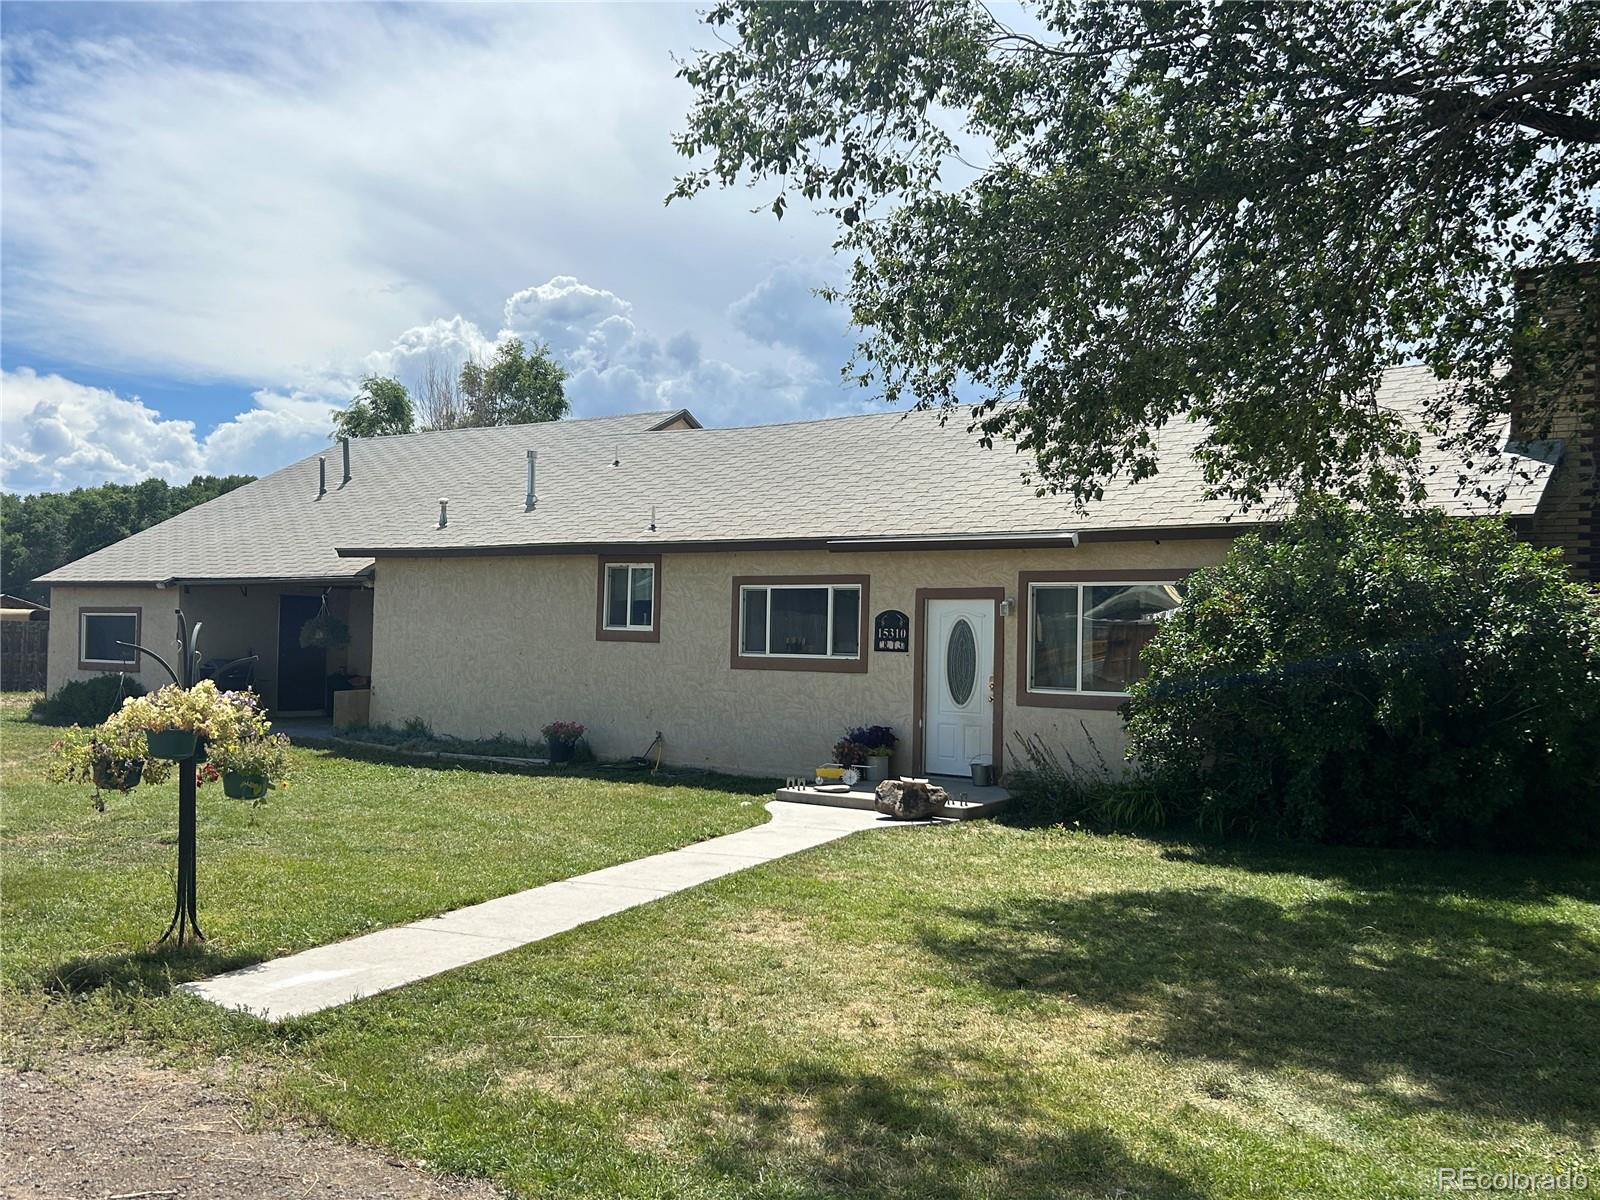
[117,610,256,948]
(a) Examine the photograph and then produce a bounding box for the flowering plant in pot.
[541,720,586,764]
[113,681,268,760]
[840,725,898,783]
[300,606,350,650]
[48,725,172,810]
[209,732,291,804]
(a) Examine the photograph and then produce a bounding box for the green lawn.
[3,694,1597,1198]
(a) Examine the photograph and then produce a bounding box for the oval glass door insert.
[946,618,977,705]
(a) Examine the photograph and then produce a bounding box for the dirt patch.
[1,1050,502,1200]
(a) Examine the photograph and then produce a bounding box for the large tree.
[331,375,415,439]
[456,338,570,428]
[674,1,1599,505]
[1,475,255,604]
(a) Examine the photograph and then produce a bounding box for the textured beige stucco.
[46,585,167,693]
[369,541,1232,778]
[46,583,374,710]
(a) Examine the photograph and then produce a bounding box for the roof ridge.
[330,408,684,445]
[646,405,925,435]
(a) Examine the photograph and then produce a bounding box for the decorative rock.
[874,778,948,820]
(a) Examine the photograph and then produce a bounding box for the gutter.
[38,569,375,589]
[334,523,1260,560]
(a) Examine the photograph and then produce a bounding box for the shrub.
[31,675,146,726]
[1124,496,1600,850]
[1003,729,1167,830]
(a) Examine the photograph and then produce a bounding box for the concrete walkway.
[180,801,910,1021]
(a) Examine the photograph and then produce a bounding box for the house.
[37,365,1593,780]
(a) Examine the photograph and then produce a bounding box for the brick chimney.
[1511,262,1598,581]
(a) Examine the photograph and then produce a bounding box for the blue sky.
[0,2,870,492]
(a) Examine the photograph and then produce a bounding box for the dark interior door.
[277,595,326,712]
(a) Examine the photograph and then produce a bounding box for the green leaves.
[331,375,415,439]
[1124,496,1600,848]
[455,338,569,429]
[674,0,1599,505]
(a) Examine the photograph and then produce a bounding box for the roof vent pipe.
[340,437,351,485]
[525,450,538,511]
[438,498,449,529]
[317,456,327,500]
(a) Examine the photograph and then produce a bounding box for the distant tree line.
[332,338,570,439]
[1,475,256,604]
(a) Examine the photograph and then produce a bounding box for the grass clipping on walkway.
[3,694,1597,1199]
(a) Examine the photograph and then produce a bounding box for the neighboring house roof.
[0,594,46,610]
[38,370,1558,586]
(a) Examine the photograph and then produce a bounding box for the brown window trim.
[1015,569,1194,710]
[729,574,869,673]
[78,606,142,672]
[912,587,1006,778]
[595,555,662,643]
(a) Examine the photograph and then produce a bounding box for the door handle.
[987,674,995,701]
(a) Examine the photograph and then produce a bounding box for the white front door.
[924,598,994,777]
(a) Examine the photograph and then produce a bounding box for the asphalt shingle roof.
[39,369,1557,585]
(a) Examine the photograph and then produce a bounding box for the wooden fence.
[1,620,48,691]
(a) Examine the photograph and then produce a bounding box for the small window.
[1028,581,1183,696]
[596,557,660,642]
[79,609,139,669]
[739,584,861,658]
[605,563,654,630]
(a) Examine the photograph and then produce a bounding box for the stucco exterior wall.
[45,584,168,695]
[369,540,1232,779]
[45,582,374,710]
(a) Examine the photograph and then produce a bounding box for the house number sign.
[874,609,910,653]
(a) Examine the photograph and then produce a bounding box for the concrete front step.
[774,780,1011,820]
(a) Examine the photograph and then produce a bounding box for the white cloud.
[0,368,328,491]
[1,6,837,388]
[1,261,874,492]
[502,277,634,357]
[368,266,875,428]
[727,260,853,362]
[0,7,878,492]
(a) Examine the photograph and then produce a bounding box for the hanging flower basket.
[92,755,145,792]
[222,770,270,801]
[146,729,200,760]
[210,732,290,803]
[300,601,350,650]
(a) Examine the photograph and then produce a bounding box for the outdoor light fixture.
[1000,597,1016,617]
